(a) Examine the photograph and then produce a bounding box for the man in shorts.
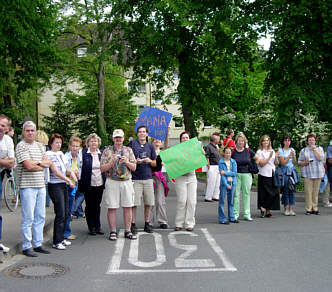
[0,114,14,254]
[101,129,137,240]
[129,126,156,234]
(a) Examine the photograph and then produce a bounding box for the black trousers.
[48,183,68,244]
[83,186,104,232]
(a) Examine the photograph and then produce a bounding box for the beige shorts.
[103,178,134,209]
[133,179,154,206]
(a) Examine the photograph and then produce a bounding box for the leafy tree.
[248,0,332,133]
[114,0,261,137]
[0,0,60,110]
[43,63,137,146]
[56,0,131,141]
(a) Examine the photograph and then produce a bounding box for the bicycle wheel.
[4,177,19,212]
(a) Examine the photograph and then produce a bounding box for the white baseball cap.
[113,129,124,138]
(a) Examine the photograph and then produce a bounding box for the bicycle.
[2,169,19,212]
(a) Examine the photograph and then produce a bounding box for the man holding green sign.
[160,133,207,231]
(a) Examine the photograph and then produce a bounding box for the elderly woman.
[46,134,77,250]
[231,133,259,221]
[298,134,325,215]
[257,135,280,218]
[174,131,198,231]
[78,133,105,235]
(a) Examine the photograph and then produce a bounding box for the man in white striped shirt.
[15,121,52,257]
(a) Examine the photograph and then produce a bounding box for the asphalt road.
[1,181,332,292]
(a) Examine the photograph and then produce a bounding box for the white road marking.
[107,237,125,272]
[106,228,237,274]
[128,232,166,268]
[201,228,237,271]
[168,231,215,268]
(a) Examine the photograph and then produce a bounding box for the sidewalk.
[0,200,54,263]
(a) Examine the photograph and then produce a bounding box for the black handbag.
[248,161,259,174]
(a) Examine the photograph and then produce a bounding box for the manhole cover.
[4,263,68,279]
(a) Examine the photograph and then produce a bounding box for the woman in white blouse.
[257,135,280,218]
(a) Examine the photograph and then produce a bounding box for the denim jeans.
[72,190,85,218]
[218,185,236,223]
[45,184,51,207]
[48,183,68,245]
[20,187,46,250]
[64,186,76,238]
[282,178,295,206]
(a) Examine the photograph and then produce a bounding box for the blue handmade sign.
[134,106,172,141]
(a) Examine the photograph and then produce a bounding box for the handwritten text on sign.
[159,137,207,179]
[134,106,172,141]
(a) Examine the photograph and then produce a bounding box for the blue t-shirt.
[278,147,295,168]
[129,139,156,180]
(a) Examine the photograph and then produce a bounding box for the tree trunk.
[178,43,198,138]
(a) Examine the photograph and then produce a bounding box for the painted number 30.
[107,228,237,273]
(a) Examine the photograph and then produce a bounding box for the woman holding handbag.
[256,135,280,218]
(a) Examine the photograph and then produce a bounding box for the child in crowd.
[218,147,238,224]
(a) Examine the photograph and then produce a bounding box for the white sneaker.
[0,243,10,253]
[289,210,296,216]
[52,243,66,250]
[62,240,71,246]
[284,210,290,216]
[323,202,332,208]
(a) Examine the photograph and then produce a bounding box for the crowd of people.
[0,113,331,258]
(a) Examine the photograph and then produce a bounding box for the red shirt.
[223,137,235,149]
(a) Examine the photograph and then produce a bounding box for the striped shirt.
[46,150,68,184]
[298,146,325,179]
[15,140,46,188]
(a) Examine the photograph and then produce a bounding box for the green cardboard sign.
[159,137,207,179]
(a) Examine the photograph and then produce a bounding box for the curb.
[2,217,53,260]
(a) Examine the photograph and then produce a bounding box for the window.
[173,117,183,129]
[128,81,146,93]
[137,105,146,113]
[203,122,212,129]
[154,99,162,105]
[77,47,87,57]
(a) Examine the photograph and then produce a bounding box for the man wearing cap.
[0,114,14,254]
[15,121,53,257]
[101,129,137,240]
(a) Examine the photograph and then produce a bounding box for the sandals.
[174,227,182,231]
[124,231,137,240]
[108,232,118,241]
